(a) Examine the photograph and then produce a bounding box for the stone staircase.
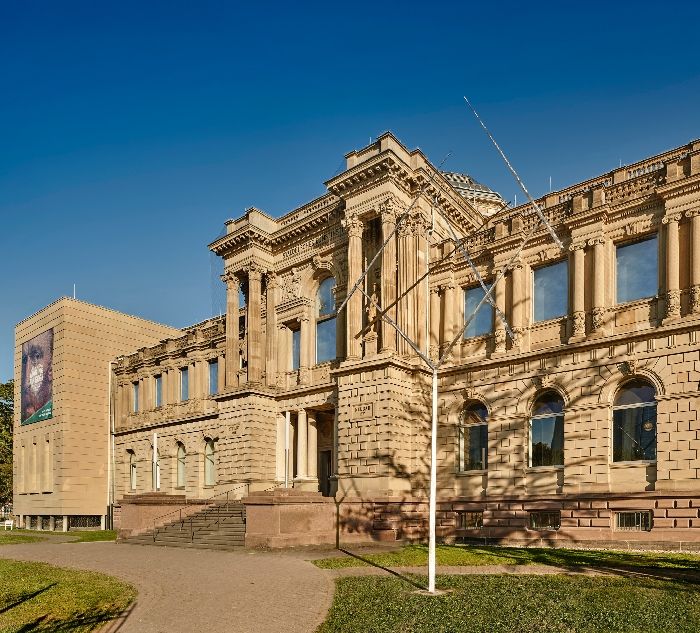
[121,502,246,551]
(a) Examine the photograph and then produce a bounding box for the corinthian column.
[246,264,263,384]
[589,237,606,333]
[415,215,428,354]
[429,286,440,360]
[511,260,525,349]
[663,212,682,320]
[441,278,456,356]
[493,267,506,354]
[342,212,363,360]
[397,220,412,356]
[570,242,586,339]
[380,200,397,353]
[265,272,278,388]
[687,209,700,313]
[221,270,240,387]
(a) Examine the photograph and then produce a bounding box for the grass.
[313,543,700,572]
[0,532,44,546]
[318,574,700,633]
[0,559,136,632]
[67,530,117,543]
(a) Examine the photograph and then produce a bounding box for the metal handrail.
[151,482,250,542]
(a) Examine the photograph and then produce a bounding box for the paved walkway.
[0,541,334,633]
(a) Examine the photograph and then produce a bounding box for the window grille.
[69,515,102,529]
[616,511,652,532]
[529,511,561,530]
[458,511,484,530]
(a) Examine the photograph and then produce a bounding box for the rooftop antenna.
[463,97,563,249]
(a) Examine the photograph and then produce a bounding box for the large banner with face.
[21,329,54,425]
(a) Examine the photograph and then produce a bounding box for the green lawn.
[0,532,44,546]
[313,543,700,572]
[68,530,117,543]
[318,574,700,633]
[0,559,135,632]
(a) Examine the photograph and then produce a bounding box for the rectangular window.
[530,416,564,467]
[180,367,189,401]
[464,286,493,338]
[316,317,336,363]
[612,404,657,462]
[616,236,658,303]
[208,359,219,395]
[458,511,484,530]
[616,511,652,532]
[533,260,568,322]
[132,382,139,413]
[291,328,301,370]
[154,375,162,407]
[459,424,488,471]
[529,511,561,530]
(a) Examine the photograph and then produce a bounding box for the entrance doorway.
[319,450,332,497]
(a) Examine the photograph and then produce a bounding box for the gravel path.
[0,541,334,633]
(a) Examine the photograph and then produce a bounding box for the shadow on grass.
[0,583,58,615]
[13,602,135,633]
[339,549,426,590]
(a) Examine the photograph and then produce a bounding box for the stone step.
[121,540,244,552]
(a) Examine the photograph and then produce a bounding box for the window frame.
[208,359,219,396]
[316,277,337,364]
[204,440,216,487]
[457,511,484,530]
[529,392,565,468]
[532,259,569,323]
[463,285,494,339]
[154,374,163,408]
[615,234,659,305]
[180,367,189,402]
[176,443,186,489]
[458,402,489,472]
[612,380,657,463]
[528,511,561,531]
[129,452,137,491]
[615,510,652,532]
[132,382,139,413]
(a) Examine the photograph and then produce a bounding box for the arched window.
[613,379,657,462]
[204,440,216,486]
[129,451,137,491]
[530,392,564,467]
[176,443,186,488]
[316,277,337,363]
[459,402,488,471]
[152,447,160,491]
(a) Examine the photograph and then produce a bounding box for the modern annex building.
[14,132,700,546]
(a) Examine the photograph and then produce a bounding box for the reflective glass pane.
[155,375,162,407]
[292,329,301,370]
[463,403,488,424]
[180,368,189,401]
[533,260,568,321]
[613,405,657,461]
[531,415,564,466]
[532,392,564,416]
[614,379,655,406]
[208,360,218,395]
[464,286,493,338]
[318,278,336,316]
[616,236,658,303]
[462,424,488,470]
[316,317,336,363]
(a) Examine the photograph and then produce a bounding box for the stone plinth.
[243,488,335,548]
[117,493,208,538]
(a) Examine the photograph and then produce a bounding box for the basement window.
[458,511,484,530]
[529,511,561,530]
[615,511,652,532]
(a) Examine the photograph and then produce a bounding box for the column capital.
[341,211,364,238]
[588,236,606,247]
[685,208,700,219]
[379,198,398,222]
[244,262,265,282]
[569,241,586,252]
[221,269,240,289]
[662,212,683,225]
[265,271,278,288]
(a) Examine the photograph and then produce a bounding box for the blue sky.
[2,1,699,382]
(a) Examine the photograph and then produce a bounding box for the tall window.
[459,402,488,471]
[180,367,189,401]
[176,443,186,488]
[613,379,657,462]
[204,440,216,486]
[208,359,219,395]
[530,392,564,467]
[616,236,658,303]
[152,448,160,491]
[316,277,337,363]
[129,452,137,490]
[291,327,301,370]
[464,286,493,338]
[154,375,163,407]
[533,260,568,322]
[132,382,139,413]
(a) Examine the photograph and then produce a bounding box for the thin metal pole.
[428,368,438,593]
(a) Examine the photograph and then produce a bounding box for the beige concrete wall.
[14,298,180,524]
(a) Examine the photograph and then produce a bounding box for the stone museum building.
[14,132,700,547]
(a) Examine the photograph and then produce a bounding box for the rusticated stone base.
[116,493,209,538]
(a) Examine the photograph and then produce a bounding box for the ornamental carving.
[618,358,638,376]
[243,262,265,282]
[691,285,700,313]
[572,311,586,336]
[588,236,605,247]
[280,267,302,302]
[312,254,332,272]
[494,327,506,353]
[221,269,240,289]
[379,198,397,222]
[685,209,700,219]
[569,242,586,252]
[666,289,681,320]
[591,307,606,331]
[533,373,553,390]
[662,212,683,225]
[341,212,363,238]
